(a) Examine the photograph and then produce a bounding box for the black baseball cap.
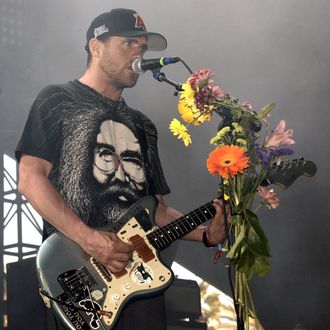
[85,8,167,52]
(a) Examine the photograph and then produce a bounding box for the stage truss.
[0,154,43,328]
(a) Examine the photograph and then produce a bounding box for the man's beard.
[91,179,146,228]
[99,56,138,89]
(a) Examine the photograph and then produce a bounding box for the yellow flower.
[198,109,213,123]
[209,126,231,144]
[235,138,247,146]
[178,99,195,123]
[232,122,244,135]
[224,192,230,201]
[179,83,196,108]
[178,98,210,127]
[169,118,192,146]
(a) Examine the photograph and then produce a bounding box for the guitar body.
[37,196,174,330]
[36,157,317,330]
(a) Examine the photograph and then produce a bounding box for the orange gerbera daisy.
[207,145,249,179]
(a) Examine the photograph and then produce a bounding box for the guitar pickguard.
[92,216,173,328]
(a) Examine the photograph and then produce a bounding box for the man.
[16,8,226,330]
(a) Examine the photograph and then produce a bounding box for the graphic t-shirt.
[16,80,170,237]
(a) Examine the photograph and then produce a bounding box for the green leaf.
[237,249,255,273]
[234,202,244,214]
[247,227,271,257]
[258,102,276,119]
[250,256,270,277]
[245,209,271,257]
[240,176,255,196]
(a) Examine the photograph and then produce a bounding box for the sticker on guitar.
[130,262,154,285]
[78,299,102,330]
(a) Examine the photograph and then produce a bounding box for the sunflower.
[169,119,192,146]
[207,145,249,179]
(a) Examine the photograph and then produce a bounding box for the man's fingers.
[213,198,231,218]
[212,199,224,215]
[116,240,134,253]
[106,261,128,274]
[112,251,133,262]
[103,231,134,253]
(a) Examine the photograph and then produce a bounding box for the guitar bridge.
[57,266,96,302]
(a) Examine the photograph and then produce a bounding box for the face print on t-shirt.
[93,120,145,190]
[92,119,147,222]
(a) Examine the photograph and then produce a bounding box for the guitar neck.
[146,159,317,249]
[147,202,216,250]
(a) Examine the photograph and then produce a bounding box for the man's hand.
[206,199,230,246]
[79,229,134,274]
[18,154,134,274]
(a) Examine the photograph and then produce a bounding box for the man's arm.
[18,154,133,273]
[155,195,227,246]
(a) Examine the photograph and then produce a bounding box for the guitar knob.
[91,290,104,301]
[123,283,132,290]
[112,293,120,301]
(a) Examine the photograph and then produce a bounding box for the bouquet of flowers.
[169,68,308,329]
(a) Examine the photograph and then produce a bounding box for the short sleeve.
[140,115,171,196]
[15,85,63,163]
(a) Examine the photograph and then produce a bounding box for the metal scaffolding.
[0,153,43,329]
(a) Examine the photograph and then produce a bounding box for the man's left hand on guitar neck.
[204,199,229,246]
[155,195,228,246]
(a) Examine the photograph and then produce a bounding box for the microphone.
[132,57,181,74]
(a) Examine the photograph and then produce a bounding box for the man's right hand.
[18,155,134,274]
[79,229,134,273]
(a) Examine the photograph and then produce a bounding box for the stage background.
[1,0,329,328]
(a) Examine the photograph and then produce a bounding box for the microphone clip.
[152,71,183,94]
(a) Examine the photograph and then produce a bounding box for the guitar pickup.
[91,258,113,282]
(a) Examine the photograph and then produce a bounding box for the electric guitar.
[36,158,316,330]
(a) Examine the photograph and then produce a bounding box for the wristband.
[202,228,217,248]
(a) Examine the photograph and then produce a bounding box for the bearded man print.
[92,119,147,225]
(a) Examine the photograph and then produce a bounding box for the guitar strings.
[132,203,215,250]
[146,203,215,247]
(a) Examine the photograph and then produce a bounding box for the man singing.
[16,8,226,329]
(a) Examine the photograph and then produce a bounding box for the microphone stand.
[152,70,183,95]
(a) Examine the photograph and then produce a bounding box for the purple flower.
[255,147,274,165]
[275,148,294,156]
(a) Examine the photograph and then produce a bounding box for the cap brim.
[116,31,167,51]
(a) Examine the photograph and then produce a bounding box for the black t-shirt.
[16,80,170,236]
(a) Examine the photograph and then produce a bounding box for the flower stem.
[245,276,261,329]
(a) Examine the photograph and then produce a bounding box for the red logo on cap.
[134,13,147,32]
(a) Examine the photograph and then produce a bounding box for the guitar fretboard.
[147,202,216,250]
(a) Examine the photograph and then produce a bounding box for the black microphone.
[132,57,181,74]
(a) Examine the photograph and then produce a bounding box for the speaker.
[164,278,207,330]
[167,322,207,330]
[6,257,55,330]
[6,259,207,330]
